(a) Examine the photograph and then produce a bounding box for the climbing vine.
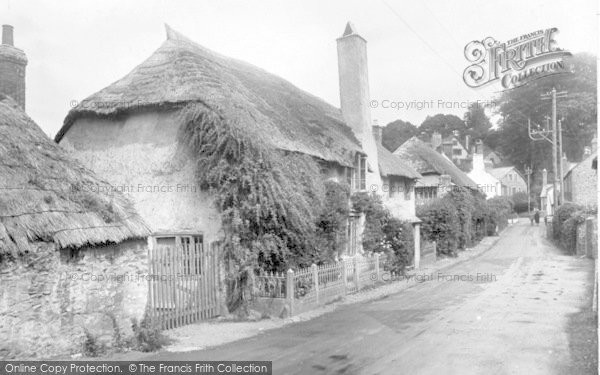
[178,104,351,310]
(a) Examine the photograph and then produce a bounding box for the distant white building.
[467,140,501,199]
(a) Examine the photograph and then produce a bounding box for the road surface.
[148,220,597,374]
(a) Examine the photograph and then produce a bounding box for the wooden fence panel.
[148,241,220,330]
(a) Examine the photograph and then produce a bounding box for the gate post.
[311,264,319,304]
[374,253,380,284]
[286,269,294,316]
[341,260,348,295]
[354,257,361,291]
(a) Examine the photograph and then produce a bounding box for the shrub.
[553,203,584,240]
[130,317,169,353]
[382,217,414,273]
[442,187,486,249]
[485,196,512,234]
[351,192,388,253]
[510,192,529,213]
[351,192,414,273]
[314,181,351,261]
[417,198,460,256]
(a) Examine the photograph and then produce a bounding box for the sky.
[1,0,597,138]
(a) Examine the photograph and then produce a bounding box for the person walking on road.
[534,209,540,226]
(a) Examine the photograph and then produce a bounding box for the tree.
[382,119,418,152]
[464,102,492,141]
[419,114,467,139]
[493,53,597,192]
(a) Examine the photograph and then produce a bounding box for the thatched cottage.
[56,23,420,254]
[393,137,477,204]
[0,95,150,358]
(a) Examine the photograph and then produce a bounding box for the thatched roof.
[56,25,363,167]
[0,95,149,256]
[377,143,421,179]
[392,137,477,188]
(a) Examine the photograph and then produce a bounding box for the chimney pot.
[2,25,14,46]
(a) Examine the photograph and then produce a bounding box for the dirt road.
[147,220,597,374]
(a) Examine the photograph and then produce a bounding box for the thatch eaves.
[56,25,363,167]
[377,143,421,179]
[393,137,477,188]
[0,95,149,256]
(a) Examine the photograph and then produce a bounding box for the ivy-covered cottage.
[393,137,477,204]
[56,25,421,309]
[0,95,150,358]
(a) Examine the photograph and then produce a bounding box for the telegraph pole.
[551,88,559,212]
[558,119,565,204]
[524,165,532,214]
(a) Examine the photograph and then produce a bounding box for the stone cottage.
[564,148,598,208]
[392,137,477,204]
[0,95,150,359]
[56,25,420,268]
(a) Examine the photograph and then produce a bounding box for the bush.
[382,217,414,273]
[442,187,486,249]
[352,192,413,273]
[553,203,584,241]
[131,317,170,352]
[510,192,529,213]
[417,199,460,256]
[485,196,513,234]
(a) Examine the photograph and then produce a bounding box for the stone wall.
[575,217,597,259]
[0,239,148,359]
[570,153,597,208]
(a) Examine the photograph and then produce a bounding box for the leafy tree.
[419,114,466,139]
[493,53,596,193]
[382,119,418,152]
[464,102,492,141]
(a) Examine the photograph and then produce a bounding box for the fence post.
[341,259,347,295]
[286,269,294,317]
[374,253,380,284]
[354,257,361,290]
[414,223,421,270]
[311,264,319,304]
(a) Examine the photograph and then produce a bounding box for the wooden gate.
[148,241,220,329]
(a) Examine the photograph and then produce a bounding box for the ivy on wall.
[178,104,353,310]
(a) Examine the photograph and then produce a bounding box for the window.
[352,154,367,191]
[453,149,462,155]
[416,186,437,202]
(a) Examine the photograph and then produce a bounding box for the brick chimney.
[465,134,471,153]
[2,25,13,45]
[0,25,27,109]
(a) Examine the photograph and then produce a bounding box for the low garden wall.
[0,239,149,359]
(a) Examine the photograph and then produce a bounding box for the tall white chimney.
[337,22,380,187]
[472,140,484,172]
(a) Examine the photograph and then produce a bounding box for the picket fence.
[252,254,387,316]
